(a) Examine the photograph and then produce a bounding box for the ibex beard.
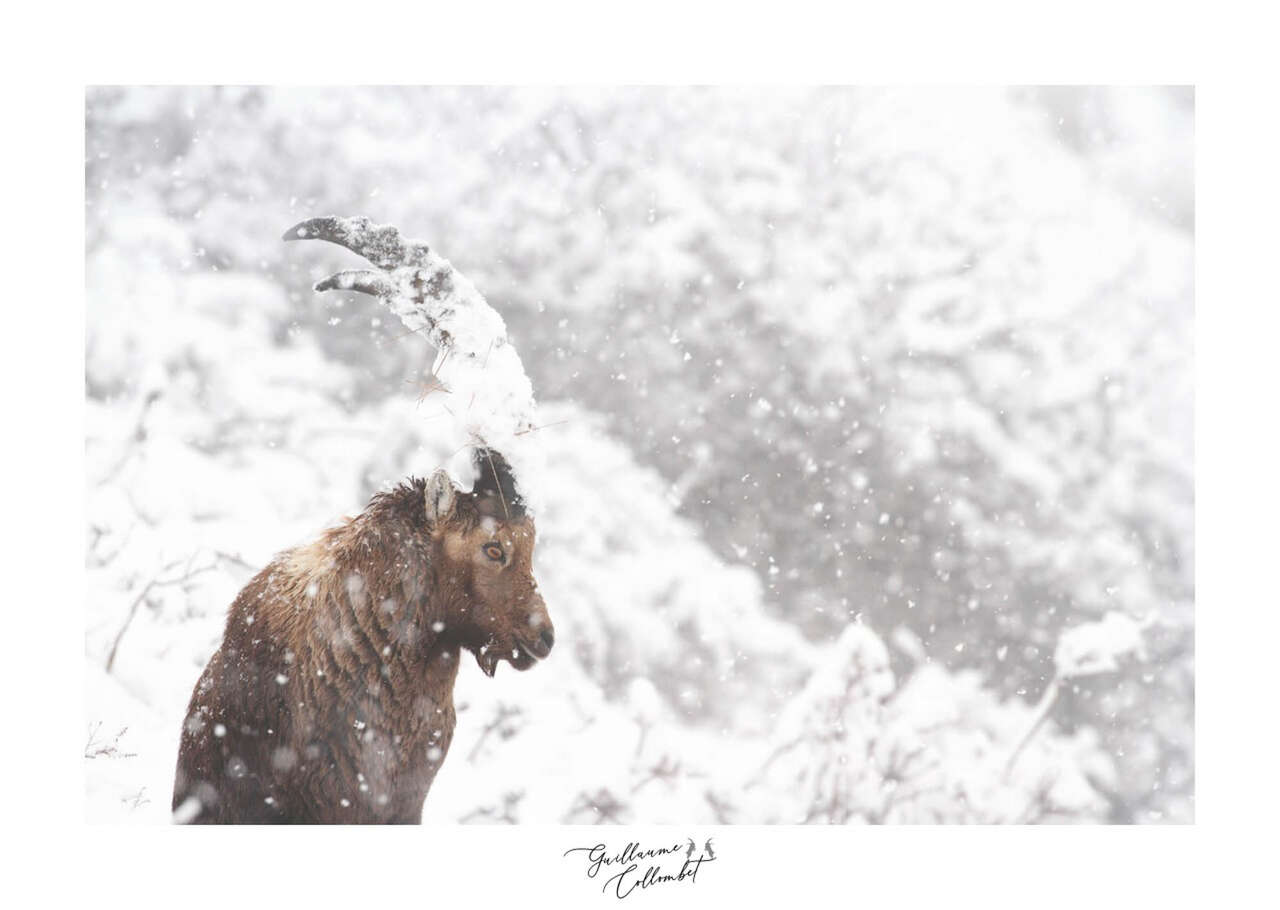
[171,455,553,824]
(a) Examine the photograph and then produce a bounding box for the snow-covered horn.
[282,215,431,269]
[283,215,454,298]
[283,215,543,513]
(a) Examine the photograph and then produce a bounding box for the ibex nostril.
[539,627,555,652]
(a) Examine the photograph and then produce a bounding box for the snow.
[1055,613,1147,679]
[85,86,1192,824]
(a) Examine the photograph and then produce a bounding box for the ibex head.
[425,450,553,676]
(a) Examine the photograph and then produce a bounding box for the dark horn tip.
[282,216,342,243]
[282,220,311,242]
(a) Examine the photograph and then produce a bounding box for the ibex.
[172,219,553,824]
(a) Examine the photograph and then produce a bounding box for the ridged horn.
[313,269,397,297]
[282,215,432,270]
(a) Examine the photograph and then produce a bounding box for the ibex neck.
[272,479,461,707]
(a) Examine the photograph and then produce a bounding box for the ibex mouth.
[519,632,553,660]
[475,642,541,677]
[509,643,541,672]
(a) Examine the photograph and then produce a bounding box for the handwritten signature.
[563,839,717,899]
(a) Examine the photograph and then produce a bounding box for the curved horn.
[282,215,431,269]
[283,216,543,511]
[313,269,396,298]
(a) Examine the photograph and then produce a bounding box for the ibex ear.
[424,470,458,525]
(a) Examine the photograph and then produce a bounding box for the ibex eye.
[483,543,504,561]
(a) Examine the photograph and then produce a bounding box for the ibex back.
[172,453,553,823]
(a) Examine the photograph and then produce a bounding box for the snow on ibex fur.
[172,217,553,824]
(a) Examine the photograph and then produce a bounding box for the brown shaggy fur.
[172,467,552,824]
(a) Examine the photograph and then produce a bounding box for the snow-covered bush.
[738,625,1113,824]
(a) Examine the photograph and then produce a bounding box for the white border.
[7,0,1273,904]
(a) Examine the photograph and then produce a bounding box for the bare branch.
[1004,675,1061,777]
[105,556,223,674]
[85,722,137,759]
